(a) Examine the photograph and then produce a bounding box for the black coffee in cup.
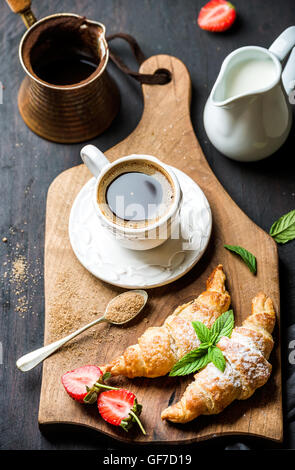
[97,160,175,229]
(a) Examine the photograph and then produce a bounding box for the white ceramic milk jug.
[204,26,295,162]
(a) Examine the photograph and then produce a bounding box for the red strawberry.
[97,389,146,434]
[198,0,236,32]
[61,365,102,403]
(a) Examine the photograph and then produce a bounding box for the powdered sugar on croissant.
[161,292,276,423]
[101,265,230,378]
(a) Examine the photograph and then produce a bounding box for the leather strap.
[107,33,171,85]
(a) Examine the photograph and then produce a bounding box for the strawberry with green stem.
[61,366,145,434]
[98,389,146,434]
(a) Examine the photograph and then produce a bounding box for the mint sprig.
[169,310,234,376]
[224,244,257,274]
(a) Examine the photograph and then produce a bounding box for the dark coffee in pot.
[33,52,98,85]
[28,17,101,86]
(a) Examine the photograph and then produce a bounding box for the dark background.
[0,0,294,453]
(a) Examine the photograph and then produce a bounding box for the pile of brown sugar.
[105,291,146,324]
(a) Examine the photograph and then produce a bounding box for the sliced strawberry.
[61,365,102,403]
[198,0,236,32]
[97,389,146,434]
[98,389,135,425]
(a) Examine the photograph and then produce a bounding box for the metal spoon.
[16,290,148,372]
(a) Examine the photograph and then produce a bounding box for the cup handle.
[80,145,110,178]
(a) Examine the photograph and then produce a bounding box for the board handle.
[5,0,37,28]
[135,55,192,140]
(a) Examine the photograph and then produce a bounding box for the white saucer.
[69,167,212,289]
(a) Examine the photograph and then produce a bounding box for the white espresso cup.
[80,145,182,250]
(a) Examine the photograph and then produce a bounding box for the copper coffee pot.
[5,0,120,143]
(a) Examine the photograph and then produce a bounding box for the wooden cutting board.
[38,55,282,443]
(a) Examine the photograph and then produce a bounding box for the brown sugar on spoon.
[105,291,146,324]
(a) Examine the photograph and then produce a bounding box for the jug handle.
[281,47,295,96]
[269,26,295,95]
[5,0,37,29]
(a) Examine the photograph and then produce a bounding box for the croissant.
[161,292,276,423]
[102,264,231,378]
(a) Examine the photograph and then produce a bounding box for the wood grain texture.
[38,54,282,444]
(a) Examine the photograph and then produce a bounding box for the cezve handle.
[269,26,295,95]
[5,0,36,28]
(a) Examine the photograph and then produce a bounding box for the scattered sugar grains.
[48,270,102,340]
[7,243,42,317]
[12,256,27,280]
[11,255,29,316]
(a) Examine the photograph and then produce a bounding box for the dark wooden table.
[0,0,294,452]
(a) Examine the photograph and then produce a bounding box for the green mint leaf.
[197,342,212,351]
[272,227,295,244]
[224,244,257,274]
[192,321,211,343]
[169,348,209,376]
[269,210,295,244]
[193,352,211,371]
[210,310,234,344]
[209,346,226,372]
